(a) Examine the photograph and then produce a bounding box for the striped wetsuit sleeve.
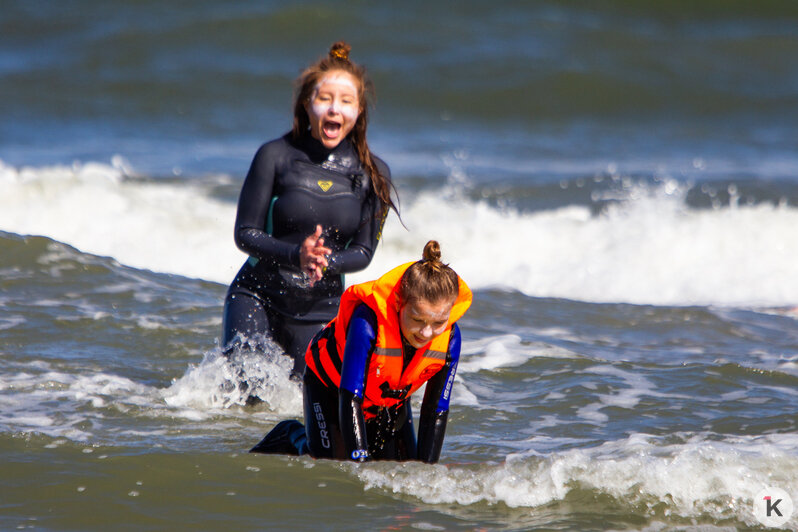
[338,304,377,461]
[338,304,377,397]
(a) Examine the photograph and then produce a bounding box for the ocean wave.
[360,180,798,307]
[353,432,798,528]
[3,159,798,307]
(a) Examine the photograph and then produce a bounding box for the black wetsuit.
[223,132,389,372]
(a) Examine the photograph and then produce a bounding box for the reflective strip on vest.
[373,347,402,358]
[424,349,447,360]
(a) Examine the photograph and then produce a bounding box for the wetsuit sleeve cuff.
[324,246,371,275]
[325,252,341,274]
[289,244,302,269]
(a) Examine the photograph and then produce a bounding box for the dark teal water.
[2,2,798,530]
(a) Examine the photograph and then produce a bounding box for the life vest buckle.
[379,381,411,400]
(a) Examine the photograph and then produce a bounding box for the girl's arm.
[234,143,302,267]
[416,323,461,464]
[338,304,378,461]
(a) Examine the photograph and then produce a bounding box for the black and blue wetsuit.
[223,132,389,372]
[301,304,461,463]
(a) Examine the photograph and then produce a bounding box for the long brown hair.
[398,240,460,306]
[292,41,397,217]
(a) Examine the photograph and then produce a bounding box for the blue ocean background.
[2,2,797,530]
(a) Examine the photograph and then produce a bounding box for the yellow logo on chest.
[317,180,333,192]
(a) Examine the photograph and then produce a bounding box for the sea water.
[2,1,797,530]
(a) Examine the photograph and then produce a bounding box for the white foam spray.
[0,342,302,442]
[163,339,302,415]
[353,184,798,308]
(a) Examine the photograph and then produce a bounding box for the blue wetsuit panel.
[339,304,378,398]
[435,323,461,413]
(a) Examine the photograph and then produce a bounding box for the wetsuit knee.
[222,292,321,374]
[303,369,343,459]
[222,291,271,353]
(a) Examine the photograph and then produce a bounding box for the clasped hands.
[299,225,332,287]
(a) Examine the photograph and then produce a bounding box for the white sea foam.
[458,335,576,375]
[3,158,798,307]
[0,346,302,442]
[0,314,25,331]
[358,184,798,308]
[353,432,798,528]
[449,377,480,408]
[0,367,152,441]
[163,340,303,415]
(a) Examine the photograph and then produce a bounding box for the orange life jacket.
[305,261,472,417]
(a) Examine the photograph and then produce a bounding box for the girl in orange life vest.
[299,240,472,462]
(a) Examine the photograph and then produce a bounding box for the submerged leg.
[224,292,323,376]
[303,369,345,459]
[269,314,325,376]
[250,419,308,455]
[221,291,271,352]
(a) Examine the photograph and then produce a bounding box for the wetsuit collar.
[298,131,355,164]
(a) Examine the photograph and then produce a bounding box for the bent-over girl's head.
[397,240,460,349]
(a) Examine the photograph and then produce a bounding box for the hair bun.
[399,239,459,305]
[329,41,351,61]
[422,240,442,263]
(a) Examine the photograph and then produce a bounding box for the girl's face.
[304,70,360,149]
[399,297,455,349]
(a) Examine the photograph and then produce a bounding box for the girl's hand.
[300,225,332,287]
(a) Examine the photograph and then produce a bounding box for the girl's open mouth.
[322,120,342,138]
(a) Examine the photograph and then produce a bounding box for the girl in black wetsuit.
[223,41,397,373]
